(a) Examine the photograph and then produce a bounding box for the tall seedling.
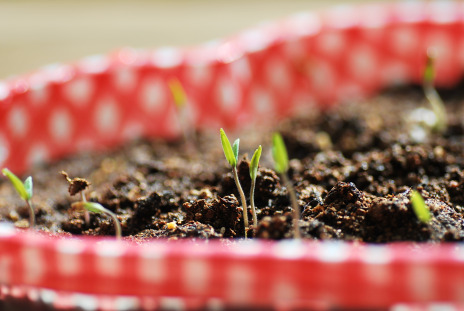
[2,168,35,227]
[272,133,301,239]
[249,145,262,227]
[220,128,249,238]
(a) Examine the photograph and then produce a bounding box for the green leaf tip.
[410,190,432,223]
[2,168,31,201]
[82,202,106,214]
[232,139,240,163]
[220,128,237,167]
[250,145,262,180]
[272,133,289,174]
[168,78,187,109]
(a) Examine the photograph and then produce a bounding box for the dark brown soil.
[2,82,464,243]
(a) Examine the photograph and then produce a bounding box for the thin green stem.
[281,173,301,239]
[233,166,249,238]
[106,210,122,240]
[250,178,258,227]
[26,199,35,228]
[423,84,447,133]
[81,192,90,225]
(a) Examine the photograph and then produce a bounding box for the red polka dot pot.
[1,2,464,310]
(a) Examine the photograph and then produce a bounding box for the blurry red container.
[1,2,464,310]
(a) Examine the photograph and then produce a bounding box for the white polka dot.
[121,122,144,140]
[22,247,45,284]
[39,289,57,304]
[429,1,459,24]
[0,256,11,283]
[390,304,412,311]
[272,240,305,259]
[138,246,166,283]
[72,293,98,311]
[27,143,49,167]
[408,264,435,301]
[0,83,9,101]
[64,77,94,106]
[427,303,457,311]
[227,265,253,304]
[325,5,357,29]
[49,109,73,143]
[283,39,306,60]
[272,281,298,302]
[0,135,9,167]
[240,28,272,53]
[8,106,28,138]
[317,31,346,56]
[307,61,335,91]
[216,78,240,112]
[266,58,292,91]
[113,67,137,92]
[79,54,110,74]
[94,98,120,135]
[187,65,211,86]
[42,63,75,84]
[152,47,183,68]
[140,77,166,113]
[287,12,321,37]
[159,298,185,311]
[363,264,391,288]
[28,84,48,106]
[229,57,251,82]
[231,239,262,256]
[183,259,209,294]
[316,241,349,263]
[0,222,15,237]
[95,241,124,277]
[361,245,391,264]
[396,1,426,23]
[56,239,85,276]
[336,83,363,102]
[426,31,453,64]
[349,46,377,80]
[217,42,242,63]
[115,297,140,311]
[381,61,410,85]
[359,4,389,28]
[390,27,420,56]
[251,87,274,115]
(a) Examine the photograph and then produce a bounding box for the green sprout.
[249,145,262,227]
[2,168,35,228]
[410,190,432,224]
[423,49,447,133]
[73,201,122,240]
[168,78,197,154]
[272,133,301,239]
[220,128,249,238]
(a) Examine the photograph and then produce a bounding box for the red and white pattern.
[1,2,464,310]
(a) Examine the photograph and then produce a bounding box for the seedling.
[410,190,432,224]
[62,171,91,225]
[2,168,35,227]
[73,201,122,240]
[272,133,301,239]
[220,128,249,238]
[168,78,197,153]
[423,49,447,133]
[249,145,262,227]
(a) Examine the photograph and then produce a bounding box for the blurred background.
[0,0,373,79]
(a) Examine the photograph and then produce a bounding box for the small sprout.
[249,145,262,227]
[168,78,197,154]
[272,133,301,239]
[423,49,447,133]
[410,190,432,223]
[220,128,249,238]
[73,201,122,240]
[168,78,187,110]
[62,171,91,225]
[2,168,35,228]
